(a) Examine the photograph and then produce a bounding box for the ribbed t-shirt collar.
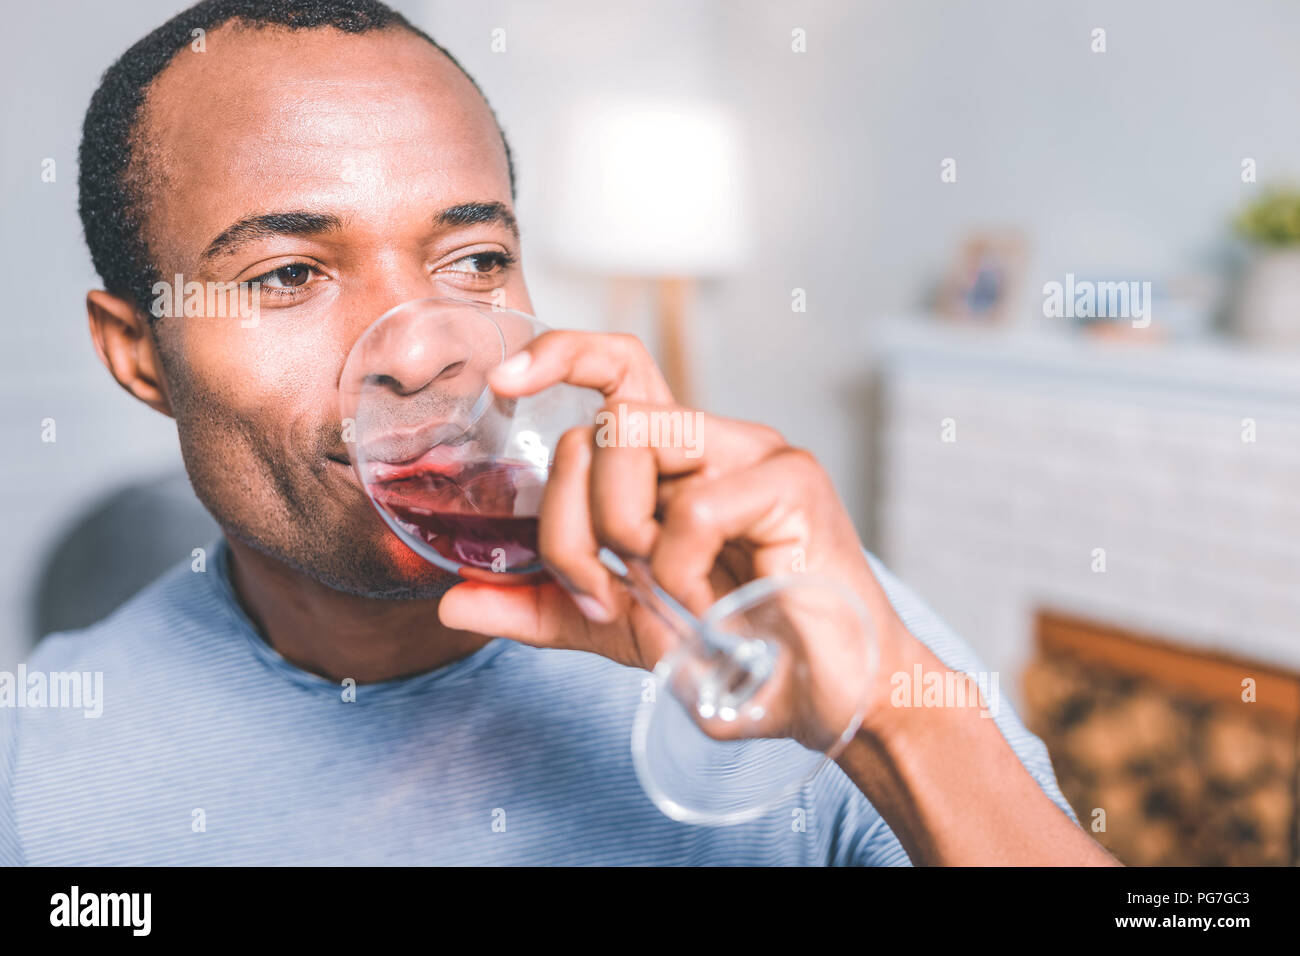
[201,535,511,699]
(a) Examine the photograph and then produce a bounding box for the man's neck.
[224,536,492,684]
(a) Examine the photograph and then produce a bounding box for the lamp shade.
[547,98,749,277]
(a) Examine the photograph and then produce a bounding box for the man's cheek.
[188,319,331,383]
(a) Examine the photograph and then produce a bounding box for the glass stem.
[596,547,745,658]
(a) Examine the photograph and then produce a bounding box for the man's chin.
[323,569,461,601]
[225,522,460,601]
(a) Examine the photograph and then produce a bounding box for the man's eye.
[444,252,514,275]
[255,263,314,288]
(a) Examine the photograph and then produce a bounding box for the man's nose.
[370,332,469,397]
[339,291,498,407]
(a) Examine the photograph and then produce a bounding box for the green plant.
[1235,189,1300,246]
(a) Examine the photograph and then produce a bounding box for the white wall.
[0,1,194,669]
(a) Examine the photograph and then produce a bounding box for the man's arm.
[838,680,1120,865]
[834,558,1119,866]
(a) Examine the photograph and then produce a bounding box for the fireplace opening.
[1023,610,1300,866]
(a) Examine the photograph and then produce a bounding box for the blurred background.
[3,0,1300,864]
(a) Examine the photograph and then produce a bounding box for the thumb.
[438,579,584,650]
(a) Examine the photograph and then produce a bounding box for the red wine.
[367,459,544,572]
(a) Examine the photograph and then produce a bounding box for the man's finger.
[487,330,674,404]
[438,579,583,648]
[650,449,823,610]
[537,425,622,620]
[438,578,654,670]
[587,404,787,558]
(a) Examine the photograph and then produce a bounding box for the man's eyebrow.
[197,203,517,264]
[199,211,345,264]
[436,201,518,239]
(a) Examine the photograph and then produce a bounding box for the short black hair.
[78,0,516,316]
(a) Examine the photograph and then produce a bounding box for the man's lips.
[324,449,471,499]
[352,443,473,483]
[360,419,470,466]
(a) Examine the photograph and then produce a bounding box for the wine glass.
[339,297,877,825]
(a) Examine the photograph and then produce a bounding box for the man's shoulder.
[25,550,229,676]
[2,551,229,865]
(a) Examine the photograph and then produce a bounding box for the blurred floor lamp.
[550,99,748,406]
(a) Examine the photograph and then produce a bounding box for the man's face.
[138,23,526,597]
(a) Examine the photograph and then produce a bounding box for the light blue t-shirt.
[0,537,1077,865]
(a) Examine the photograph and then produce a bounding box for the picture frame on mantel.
[936,231,1028,326]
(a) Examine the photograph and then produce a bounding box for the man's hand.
[437,329,906,749]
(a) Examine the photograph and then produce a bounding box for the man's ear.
[86,289,174,418]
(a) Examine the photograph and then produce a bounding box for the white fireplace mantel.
[871,317,1300,689]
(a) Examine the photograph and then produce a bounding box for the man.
[0,0,1115,865]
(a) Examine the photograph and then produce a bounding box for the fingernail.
[494,351,531,380]
[572,593,613,623]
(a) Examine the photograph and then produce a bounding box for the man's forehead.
[146,20,475,113]
[136,22,510,245]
